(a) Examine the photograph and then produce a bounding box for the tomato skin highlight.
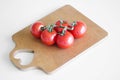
[56,31,74,49]
[70,21,87,38]
[30,21,44,38]
[41,29,57,46]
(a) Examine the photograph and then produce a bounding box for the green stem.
[60,20,63,24]
[72,21,77,26]
[60,27,67,36]
[47,24,55,32]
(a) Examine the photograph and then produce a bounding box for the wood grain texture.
[9,5,108,73]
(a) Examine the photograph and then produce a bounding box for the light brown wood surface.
[9,5,108,73]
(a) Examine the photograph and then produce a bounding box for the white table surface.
[0,0,120,80]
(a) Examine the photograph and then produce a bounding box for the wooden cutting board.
[9,5,108,73]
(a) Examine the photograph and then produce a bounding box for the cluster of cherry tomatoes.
[30,20,87,48]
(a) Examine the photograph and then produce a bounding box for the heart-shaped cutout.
[14,49,34,65]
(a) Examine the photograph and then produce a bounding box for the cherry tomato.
[70,21,87,38]
[30,21,44,38]
[56,31,74,49]
[54,20,69,32]
[41,27,57,46]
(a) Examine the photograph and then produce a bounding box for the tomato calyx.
[71,21,77,27]
[41,24,55,32]
[45,24,55,32]
[57,27,67,36]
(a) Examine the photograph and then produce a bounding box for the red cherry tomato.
[54,20,69,32]
[41,29,57,46]
[30,21,44,38]
[56,31,74,49]
[70,21,87,38]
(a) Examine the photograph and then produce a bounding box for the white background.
[0,0,120,80]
